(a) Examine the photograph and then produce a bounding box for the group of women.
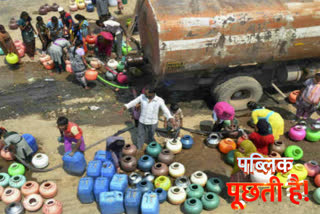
[0,9,118,89]
[211,101,285,182]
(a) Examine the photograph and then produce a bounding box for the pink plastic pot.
[304,161,320,177]
[288,125,306,141]
[2,187,21,204]
[42,199,63,214]
[1,148,14,160]
[117,72,128,84]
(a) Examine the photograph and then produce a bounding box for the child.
[248,119,274,155]
[0,127,33,162]
[57,117,86,156]
[36,16,50,53]
[164,103,184,134]
[106,136,125,173]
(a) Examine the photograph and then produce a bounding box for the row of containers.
[63,136,225,214]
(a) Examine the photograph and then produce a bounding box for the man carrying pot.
[119,86,176,150]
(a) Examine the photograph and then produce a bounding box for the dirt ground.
[1,0,320,214]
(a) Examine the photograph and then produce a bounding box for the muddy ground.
[1,0,320,214]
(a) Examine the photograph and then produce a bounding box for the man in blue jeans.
[120,86,176,150]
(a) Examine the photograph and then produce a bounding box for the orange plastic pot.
[2,187,21,204]
[86,35,97,44]
[288,90,300,104]
[90,59,101,69]
[14,40,23,48]
[23,194,43,212]
[218,138,236,154]
[40,54,51,63]
[85,68,98,81]
[39,181,58,199]
[66,64,73,73]
[21,181,40,196]
[18,48,25,57]
[43,60,55,70]
[315,174,320,187]
[1,147,14,160]
[42,199,63,214]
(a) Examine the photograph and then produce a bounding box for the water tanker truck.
[133,0,320,110]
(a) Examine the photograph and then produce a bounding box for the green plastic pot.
[284,145,303,160]
[117,62,125,72]
[183,198,203,214]
[9,175,26,189]
[186,184,204,199]
[8,162,25,176]
[0,172,10,187]
[146,141,162,158]
[223,119,238,128]
[122,0,127,4]
[206,177,224,194]
[313,188,320,204]
[306,128,320,142]
[6,53,19,64]
[0,47,4,55]
[122,43,132,56]
[201,192,220,210]
[126,18,132,27]
[154,176,171,191]
[225,150,235,166]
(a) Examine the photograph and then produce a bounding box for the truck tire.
[212,76,263,110]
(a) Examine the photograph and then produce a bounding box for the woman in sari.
[68,40,90,90]
[95,32,113,61]
[47,38,71,74]
[17,11,37,59]
[0,25,19,59]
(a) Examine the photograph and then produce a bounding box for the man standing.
[58,7,74,39]
[120,86,175,150]
[96,0,123,21]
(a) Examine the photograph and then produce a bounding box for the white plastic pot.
[32,153,49,169]
[166,138,182,154]
[190,171,208,187]
[107,59,119,70]
[169,162,185,178]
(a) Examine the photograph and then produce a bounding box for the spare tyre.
[212,76,263,111]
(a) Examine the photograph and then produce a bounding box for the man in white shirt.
[120,86,175,150]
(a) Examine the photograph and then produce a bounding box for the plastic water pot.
[62,151,86,176]
[110,174,128,192]
[77,177,94,204]
[125,188,142,214]
[87,160,102,178]
[99,191,124,214]
[21,134,38,155]
[94,177,109,202]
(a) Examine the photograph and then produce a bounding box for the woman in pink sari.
[95,31,113,60]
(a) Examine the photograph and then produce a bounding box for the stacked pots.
[158,149,174,165]
[120,156,137,172]
[122,144,137,156]
[151,162,169,176]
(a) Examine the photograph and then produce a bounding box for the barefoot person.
[106,136,125,173]
[0,25,19,57]
[18,11,37,59]
[68,40,90,89]
[57,117,86,156]
[120,86,176,150]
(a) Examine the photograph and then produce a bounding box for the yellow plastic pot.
[6,53,19,64]
[276,163,308,188]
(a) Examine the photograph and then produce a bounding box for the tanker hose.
[97,75,129,89]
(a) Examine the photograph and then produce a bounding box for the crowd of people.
[0,2,128,89]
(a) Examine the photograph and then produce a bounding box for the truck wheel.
[212,76,263,110]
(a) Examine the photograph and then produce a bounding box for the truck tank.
[138,0,320,76]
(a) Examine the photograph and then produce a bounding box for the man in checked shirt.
[120,86,176,150]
